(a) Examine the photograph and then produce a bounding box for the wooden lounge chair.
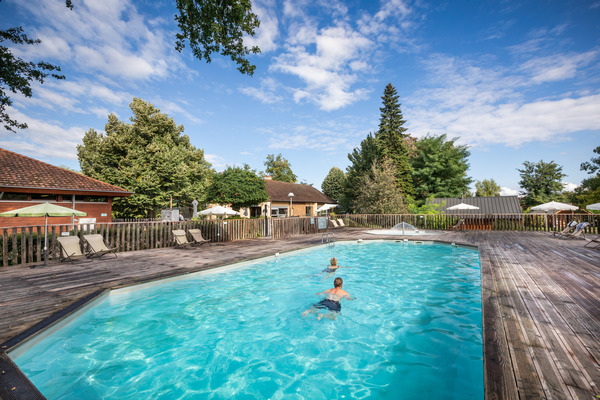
[449,219,465,230]
[173,229,191,247]
[56,236,91,263]
[560,222,589,240]
[584,234,600,249]
[337,219,346,227]
[188,229,210,245]
[553,220,578,237]
[83,234,117,259]
[330,219,339,228]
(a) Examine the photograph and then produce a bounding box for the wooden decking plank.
[503,244,598,397]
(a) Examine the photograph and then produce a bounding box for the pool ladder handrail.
[321,232,335,246]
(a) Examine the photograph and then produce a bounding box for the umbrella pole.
[44,215,48,266]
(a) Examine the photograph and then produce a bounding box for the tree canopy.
[411,134,472,204]
[570,145,600,208]
[354,158,408,214]
[263,153,297,183]
[475,179,501,197]
[0,27,65,132]
[375,83,413,195]
[206,165,268,209]
[174,0,261,75]
[77,98,213,218]
[321,167,346,203]
[518,160,566,209]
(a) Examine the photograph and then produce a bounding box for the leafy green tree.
[375,83,413,195]
[411,134,472,204]
[174,0,261,75]
[263,153,297,183]
[321,167,346,203]
[206,165,268,209]
[354,158,408,214]
[571,145,600,209]
[343,133,380,212]
[77,98,213,218]
[475,179,501,197]
[518,160,566,208]
[0,27,65,132]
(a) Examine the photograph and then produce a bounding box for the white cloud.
[500,187,519,196]
[0,109,85,160]
[406,54,600,147]
[272,25,373,110]
[244,0,279,53]
[14,0,184,81]
[239,78,283,104]
[204,154,228,170]
[562,182,579,192]
[520,50,599,83]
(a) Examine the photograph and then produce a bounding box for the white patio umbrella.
[0,202,87,266]
[198,206,239,244]
[530,201,578,213]
[198,205,239,217]
[317,203,338,212]
[586,202,600,211]
[447,202,479,210]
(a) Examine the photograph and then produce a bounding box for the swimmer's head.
[334,277,343,287]
[330,257,338,266]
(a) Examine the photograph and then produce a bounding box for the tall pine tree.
[375,83,413,196]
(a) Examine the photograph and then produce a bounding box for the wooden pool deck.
[1,229,599,399]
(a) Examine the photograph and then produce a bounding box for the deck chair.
[584,234,600,249]
[56,236,91,263]
[83,234,117,259]
[561,222,589,240]
[337,219,346,227]
[553,220,578,237]
[449,219,465,230]
[173,229,191,247]
[330,219,339,228]
[188,229,210,245]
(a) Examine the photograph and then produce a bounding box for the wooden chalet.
[0,148,131,228]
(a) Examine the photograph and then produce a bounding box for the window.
[87,196,108,203]
[30,193,56,201]
[305,206,312,216]
[271,207,288,217]
[0,192,29,201]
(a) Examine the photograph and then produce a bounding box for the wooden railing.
[1,214,598,267]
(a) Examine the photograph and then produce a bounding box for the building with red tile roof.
[240,177,334,218]
[0,148,131,227]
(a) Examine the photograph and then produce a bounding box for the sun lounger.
[330,219,339,228]
[83,234,117,259]
[553,220,578,237]
[56,236,91,263]
[560,222,589,240]
[173,229,191,247]
[337,219,346,227]
[449,219,465,230]
[188,229,210,245]
[584,234,600,249]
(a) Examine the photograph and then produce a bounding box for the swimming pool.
[11,240,483,399]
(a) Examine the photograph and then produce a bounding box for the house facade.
[239,177,334,218]
[0,148,131,228]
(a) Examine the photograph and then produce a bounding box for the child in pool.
[302,277,356,320]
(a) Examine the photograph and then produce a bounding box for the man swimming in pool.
[302,277,356,320]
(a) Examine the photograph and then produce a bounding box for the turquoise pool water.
[12,241,483,399]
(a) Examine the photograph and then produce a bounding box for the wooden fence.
[1,213,598,267]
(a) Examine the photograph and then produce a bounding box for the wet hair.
[334,277,343,287]
[330,257,338,266]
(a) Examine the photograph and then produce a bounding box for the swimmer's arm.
[345,293,357,301]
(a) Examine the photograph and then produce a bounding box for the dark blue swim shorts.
[315,299,341,312]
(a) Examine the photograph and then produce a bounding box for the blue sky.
[1,0,599,196]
